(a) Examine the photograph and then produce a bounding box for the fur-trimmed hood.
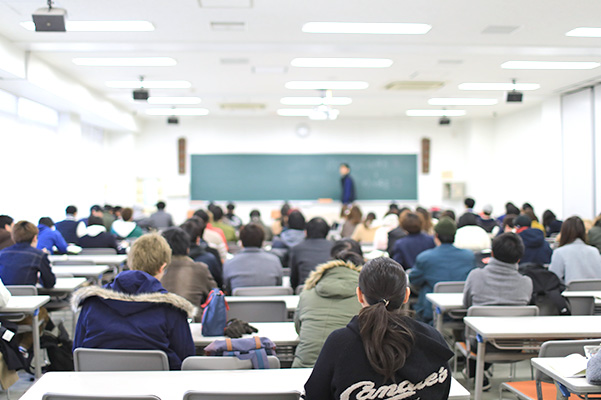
[71,270,197,318]
[303,259,361,299]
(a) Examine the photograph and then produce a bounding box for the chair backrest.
[232,287,293,296]
[567,279,601,291]
[79,248,117,255]
[181,356,280,370]
[567,296,595,315]
[183,392,299,400]
[52,260,95,266]
[6,285,38,296]
[227,301,287,322]
[294,285,304,295]
[43,395,161,400]
[433,281,465,293]
[73,348,169,371]
[536,339,601,381]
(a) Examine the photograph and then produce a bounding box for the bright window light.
[281,97,352,106]
[566,27,601,37]
[21,21,155,32]
[291,58,393,68]
[285,81,368,90]
[277,109,313,117]
[18,98,59,126]
[147,97,201,105]
[501,61,600,70]
[73,57,176,67]
[302,22,431,35]
[428,98,498,106]
[106,81,192,89]
[0,89,17,115]
[459,83,541,91]
[406,110,466,117]
[145,108,209,116]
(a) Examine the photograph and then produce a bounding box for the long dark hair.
[358,257,414,381]
[331,238,364,266]
[559,216,586,247]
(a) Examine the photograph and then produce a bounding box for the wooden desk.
[49,254,127,266]
[464,315,601,400]
[425,292,465,332]
[190,322,299,348]
[37,277,87,296]
[0,296,50,379]
[532,357,601,397]
[51,265,110,282]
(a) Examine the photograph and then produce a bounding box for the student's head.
[503,214,518,230]
[38,217,54,228]
[464,197,475,209]
[347,205,363,224]
[0,215,14,231]
[211,205,224,221]
[287,210,306,230]
[542,210,557,227]
[87,216,104,227]
[523,209,539,222]
[180,218,204,244]
[522,202,533,213]
[156,201,166,210]
[306,217,330,239]
[65,205,77,216]
[339,163,350,176]
[128,233,171,277]
[434,217,457,243]
[514,214,532,229]
[226,202,235,212]
[193,209,209,223]
[388,203,400,214]
[90,205,103,217]
[559,216,586,247]
[491,232,525,264]
[331,238,364,266]
[121,207,134,222]
[482,204,493,216]
[239,223,264,248]
[357,257,413,380]
[363,212,376,228]
[104,205,113,213]
[162,227,191,256]
[505,202,520,216]
[113,206,122,218]
[441,209,456,221]
[249,209,261,221]
[11,221,38,244]
[401,212,422,234]
[415,207,431,231]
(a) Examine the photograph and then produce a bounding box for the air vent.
[220,58,250,65]
[199,0,253,8]
[220,103,266,110]
[211,22,246,31]
[385,81,445,91]
[482,25,520,34]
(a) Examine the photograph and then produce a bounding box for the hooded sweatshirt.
[36,224,68,255]
[110,219,143,239]
[518,228,553,265]
[273,229,305,249]
[78,224,120,252]
[72,270,196,370]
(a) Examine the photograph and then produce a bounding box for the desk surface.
[464,315,601,339]
[191,322,299,347]
[52,265,110,278]
[532,357,601,395]
[425,293,464,310]
[562,290,601,298]
[49,254,127,265]
[226,295,299,311]
[38,277,87,295]
[0,295,50,312]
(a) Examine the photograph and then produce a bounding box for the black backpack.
[519,263,570,315]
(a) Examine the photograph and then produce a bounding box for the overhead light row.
[22,21,154,32]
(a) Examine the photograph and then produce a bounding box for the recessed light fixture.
[428,98,498,106]
[281,97,352,106]
[73,57,176,67]
[291,58,393,68]
[147,97,201,105]
[302,22,431,35]
[285,81,368,90]
[146,108,209,116]
[459,83,540,91]
[21,20,154,32]
[106,80,191,89]
[406,110,466,117]
[566,27,601,37]
[501,61,600,70]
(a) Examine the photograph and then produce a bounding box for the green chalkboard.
[190,154,417,201]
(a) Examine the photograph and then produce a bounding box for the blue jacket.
[518,228,553,265]
[55,218,78,244]
[409,244,475,323]
[341,174,355,205]
[71,270,196,370]
[392,233,436,269]
[0,242,56,288]
[36,225,68,255]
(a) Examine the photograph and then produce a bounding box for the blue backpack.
[200,289,228,336]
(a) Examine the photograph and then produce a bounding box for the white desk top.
[0,295,50,312]
[562,290,601,298]
[191,322,299,347]
[425,293,465,310]
[38,277,87,295]
[52,265,110,278]
[532,357,601,394]
[49,254,127,265]
[226,295,299,311]
[464,316,601,339]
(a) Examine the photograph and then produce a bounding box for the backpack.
[519,263,569,315]
[201,288,229,336]
[204,336,276,369]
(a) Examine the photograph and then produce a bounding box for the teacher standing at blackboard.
[340,163,356,205]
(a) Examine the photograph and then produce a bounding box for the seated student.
[542,210,563,238]
[373,213,399,252]
[71,233,195,370]
[180,218,223,289]
[496,202,521,224]
[160,227,217,317]
[249,209,273,242]
[0,221,56,288]
[0,215,15,250]
[410,217,475,324]
[223,223,283,294]
[478,204,499,234]
[102,205,116,232]
[76,205,104,238]
[416,207,434,236]
[514,214,552,265]
[55,206,79,244]
[341,205,362,238]
[549,216,601,284]
[111,207,143,240]
[523,208,545,233]
[386,209,409,256]
[304,257,453,400]
[36,217,68,255]
[225,202,243,230]
[208,205,237,243]
[149,201,174,230]
[453,213,491,252]
[290,217,334,290]
[392,213,435,269]
[293,239,364,368]
[351,212,378,243]
[193,209,228,261]
[457,197,478,228]
[78,216,121,253]
[271,202,291,237]
[271,210,306,267]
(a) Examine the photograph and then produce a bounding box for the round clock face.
[296,123,310,138]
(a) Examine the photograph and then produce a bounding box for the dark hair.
[388,203,399,213]
[331,238,364,266]
[121,207,134,221]
[522,202,533,212]
[441,209,456,221]
[211,205,224,221]
[162,227,190,256]
[559,216,586,247]
[65,205,77,215]
[88,216,104,227]
[104,204,113,212]
[363,212,376,228]
[358,257,414,381]
[287,210,306,230]
[542,210,557,229]
[11,220,38,243]
[240,223,264,247]
[438,233,455,244]
[193,209,209,223]
[227,202,235,211]
[113,206,123,215]
[249,209,261,219]
[503,214,518,229]
[415,207,432,232]
[505,202,520,216]
[340,163,350,170]
[492,232,525,264]
[38,217,54,228]
[180,218,205,243]
[524,209,539,222]
[0,215,14,229]
[156,201,166,210]
[464,198,475,209]
[401,213,422,234]
[90,205,102,213]
[306,217,329,239]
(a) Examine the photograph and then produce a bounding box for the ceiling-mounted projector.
[439,116,451,125]
[167,116,179,125]
[133,89,149,101]
[32,6,67,32]
[506,91,523,103]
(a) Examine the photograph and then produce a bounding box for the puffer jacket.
[292,259,362,368]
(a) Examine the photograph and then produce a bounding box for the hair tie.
[379,298,390,307]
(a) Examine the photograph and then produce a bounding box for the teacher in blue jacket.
[339,163,355,205]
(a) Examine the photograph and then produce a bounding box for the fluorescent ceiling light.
[148,97,201,105]
[406,110,466,117]
[277,109,313,117]
[281,97,352,106]
[285,81,368,90]
[566,27,601,37]
[302,22,431,35]
[146,108,209,116]
[73,57,176,67]
[428,98,498,106]
[106,81,192,89]
[291,58,393,68]
[21,21,154,32]
[501,61,600,70]
[459,83,540,91]
[17,98,59,126]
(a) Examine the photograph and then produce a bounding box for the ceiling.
[1,0,601,122]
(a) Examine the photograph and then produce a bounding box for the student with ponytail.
[304,257,453,400]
